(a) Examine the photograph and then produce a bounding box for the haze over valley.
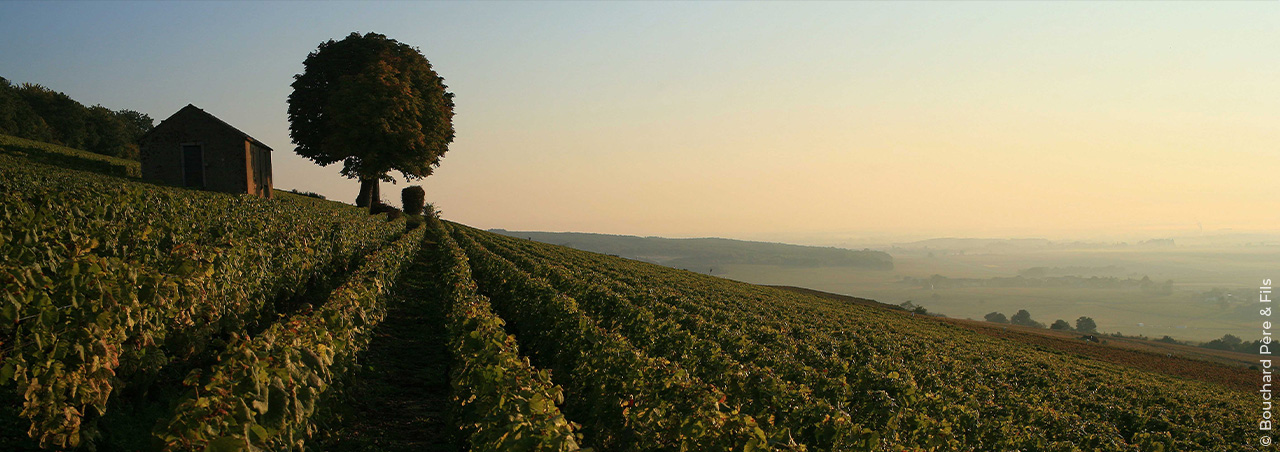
[505,230,1277,343]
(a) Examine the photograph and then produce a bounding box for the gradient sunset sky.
[3,2,1275,244]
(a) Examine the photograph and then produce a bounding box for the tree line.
[0,76,153,159]
[984,310,1098,333]
[984,309,1263,354]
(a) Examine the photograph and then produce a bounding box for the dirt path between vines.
[318,245,458,451]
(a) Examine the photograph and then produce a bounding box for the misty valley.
[502,230,1275,344]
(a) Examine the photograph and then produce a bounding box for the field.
[0,138,1261,450]
[775,287,1258,389]
[450,224,1256,451]
[0,138,425,450]
[716,246,1274,343]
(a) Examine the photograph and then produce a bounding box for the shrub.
[402,185,425,215]
[288,188,326,199]
[370,202,402,220]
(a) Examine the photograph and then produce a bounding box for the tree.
[1050,319,1073,331]
[1076,316,1097,333]
[19,83,90,149]
[288,32,455,209]
[0,78,151,158]
[984,312,1008,324]
[1011,309,1044,328]
[1202,334,1243,351]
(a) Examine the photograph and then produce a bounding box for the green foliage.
[497,230,893,270]
[1200,334,1261,353]
[0,134,139,178]
[468,226,871,450]
[0,153,403,448]
[1077,316,1098,333]
[0,133,1257,450]
[157,226,424,450]
[370,202,399,215]
[0,78,152,159]
[425,219,582,451]
[1010,309,1044,328]
[1050,319,1074,331]
[286,189,326,200]
[402,185,425,216]
[454,225,1255,451]
[984,312,1009,324]
[450,224,791,451]
[899,301,929,315]
[288,32,455,199]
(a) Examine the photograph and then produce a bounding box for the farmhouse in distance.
[140,104,273,197]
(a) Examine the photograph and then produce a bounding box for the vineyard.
[0,140,1260,451]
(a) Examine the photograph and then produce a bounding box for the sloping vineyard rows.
[157,224,425,450]
[465,227,959,449]
[456,225,879,450]
[0,145,1258,451]
[0,135,141,179]
[464,226,953,449]
[463,225,1256,451]
[0,155,404,448]
[424,219,581,451]
[448,223,793,452]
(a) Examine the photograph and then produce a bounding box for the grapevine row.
[461,225,879,450]
[448,223,785,451]
[156,223,425,449]
[0,155,403,447]
[424,219,582,451]
[474,227,1255,451]
[469,226,927,448]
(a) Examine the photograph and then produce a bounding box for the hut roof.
[144,104,273,151]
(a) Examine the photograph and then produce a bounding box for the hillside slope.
[492,229,893,270]
[0,147,422,449]
[0,140,1259,451]
[456,223,1255,451]
[773,285,1257,391]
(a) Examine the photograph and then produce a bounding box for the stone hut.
[140,104,273,197]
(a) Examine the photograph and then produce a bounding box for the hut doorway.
[182,143,204,188]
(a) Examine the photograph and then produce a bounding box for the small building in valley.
[140,104,273,197]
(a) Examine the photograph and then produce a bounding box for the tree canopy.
[0,77,153,159]
[1076,316,1097,333]
[1010,309,1043,328]
[288,32,455,206]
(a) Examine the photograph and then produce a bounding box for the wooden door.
[182,144,204,188]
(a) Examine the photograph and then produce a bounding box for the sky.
[2,1,1276,245]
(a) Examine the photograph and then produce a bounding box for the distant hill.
[490,230,894,271]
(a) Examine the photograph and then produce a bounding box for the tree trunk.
[356,178,380,209]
